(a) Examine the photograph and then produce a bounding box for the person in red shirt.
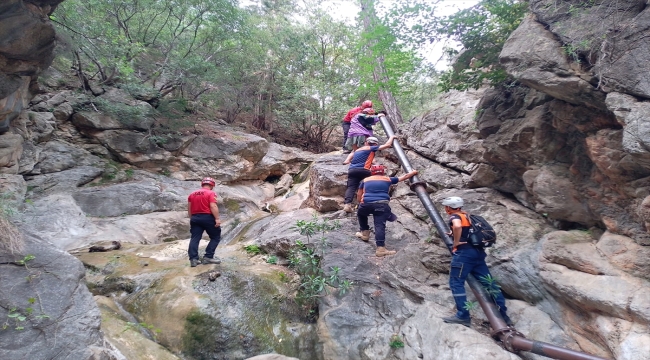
[342,100,372,151]
[187,177,222,267]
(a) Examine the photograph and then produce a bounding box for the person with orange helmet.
[342,135,395,213]
[342,100,373,151]
[187,177,222,267]
[355,164,417,257]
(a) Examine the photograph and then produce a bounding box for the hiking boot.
[202,256,221,264]
[355,230,370,241]
[190,259,200,267]
[442,316,471,328]
[502,315,514,327]
[343,203,354,213]
[375,246,396,257]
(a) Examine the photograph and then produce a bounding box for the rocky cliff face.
[0,0,63,133]
[401,1,650,358]
[3,0,650,359]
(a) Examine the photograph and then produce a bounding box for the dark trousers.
[449,245,508,320]
[344,168,371,204]
[342,121,351,148]
[188,214,221,260]
[357,202,391,246]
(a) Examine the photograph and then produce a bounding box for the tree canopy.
[50,0,529,151]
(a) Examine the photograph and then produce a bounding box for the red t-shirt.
[343,107,362,123]
[188,188,217,215]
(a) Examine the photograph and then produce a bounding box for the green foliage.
[266,255,278,265]
[390,0,528,91]
[288,216,352,316]
[16,255,35,266]
[243,244,263,255]
[389,334,405,349]
[94,98,151,127]
[463,300,479,312]
[479,274,502,299]
[278,271,290,283]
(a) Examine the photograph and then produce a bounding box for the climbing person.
[355,164,418,256]
[187,177,222,267]
[345,108,381,152]
[440,196,514,327]
[342,135,395,213]
[342,100,373,151]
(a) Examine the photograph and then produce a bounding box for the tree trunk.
[359,0,403,130]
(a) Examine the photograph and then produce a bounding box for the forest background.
[50,0,526,152]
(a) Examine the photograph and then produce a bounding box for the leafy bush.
[288,216,353,317]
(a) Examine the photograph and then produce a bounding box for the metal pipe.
[378,116,609,360]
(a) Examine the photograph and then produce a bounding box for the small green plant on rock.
[243,244,263,255]
[288,217,353,318]
[479,274,502,300]
[463,300,479,312]
[266,255,278,264]
[389,334,405,349]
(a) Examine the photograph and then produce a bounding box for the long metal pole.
[378,116,609,360]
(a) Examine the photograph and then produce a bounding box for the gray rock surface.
[0,233,122,359]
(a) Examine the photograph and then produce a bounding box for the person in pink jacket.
[345,108,382,152]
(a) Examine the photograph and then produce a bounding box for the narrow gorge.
[1,1,650,360]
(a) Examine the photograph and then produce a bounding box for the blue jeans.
[188,214,221,260]
[357,202,391,246]
[449,245,508,320]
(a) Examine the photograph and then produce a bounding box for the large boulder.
[0,233,122,359]
[403,88,485,172]
[304,154,348,212]
[500,16,607,110]
[27,140,103,175]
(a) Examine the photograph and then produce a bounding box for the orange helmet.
[201,177,216,187]
[370,164,386,175]
[361,100,373,109]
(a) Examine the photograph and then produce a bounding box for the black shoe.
[202,256,221,264]
[442,316,471,327]
[190,259,200,267]
[502,315,514,327]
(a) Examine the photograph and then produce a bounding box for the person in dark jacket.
[342,135,395,213]
[355,164,418,256]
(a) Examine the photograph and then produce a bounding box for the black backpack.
[467,214,496,248]
[357,114,375,130]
